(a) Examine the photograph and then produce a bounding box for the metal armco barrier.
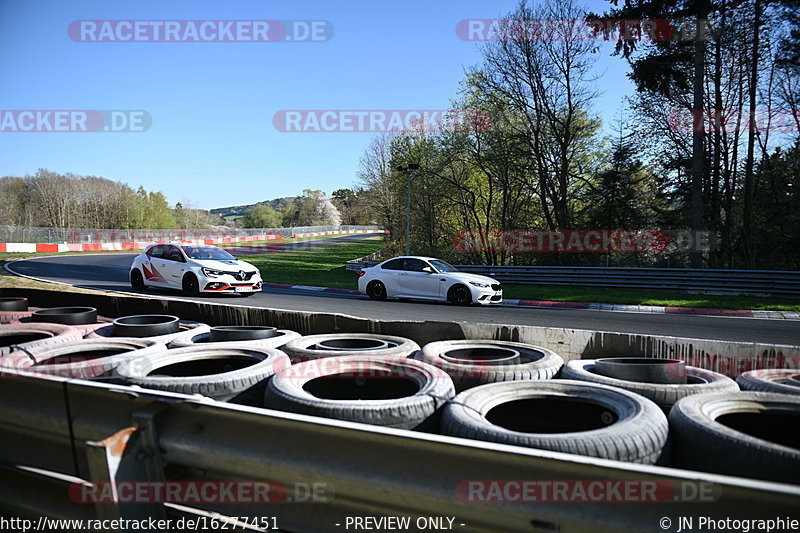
[346,262,800,296]
[0,372,797,532]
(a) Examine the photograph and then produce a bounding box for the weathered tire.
[0,323,83,357]
[264,356,455,429]
[442,380,668,464]
[669,391,800,484]
[114,344,291,402]
[0,338,167,379]
[413,340,564,391]
[0,310,33,324]
[0,297,28,311]
[561,359,739,411]
[30,307,98,325]
[281,333,420,361]
[88,320,210,345]
[736,369,800,396]
[168,328,300,349]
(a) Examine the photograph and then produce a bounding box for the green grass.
[245,236,383,289]
[501,284,800,311]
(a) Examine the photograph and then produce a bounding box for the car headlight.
[202,268,225,277]
[469,281,490,288]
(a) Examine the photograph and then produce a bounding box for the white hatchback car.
[129,243,263,296]
[357,256,502,305]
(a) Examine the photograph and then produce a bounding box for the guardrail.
[0,371,797,531]
[0,225,383,244]
[344,262,800,296]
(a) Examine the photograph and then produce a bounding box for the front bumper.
[201,274,263,293]
[472,287,503,305]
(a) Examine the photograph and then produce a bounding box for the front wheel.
[130,269,147,291]
[366,280,387,300]
[182,274,200,296]
[448,284,472,306]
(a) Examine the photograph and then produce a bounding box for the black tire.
[264,356,455,429]
[669,391,800,484]
[448,284,472,305]
[442,380,668,464]
[366,280,387,300]
[111,315,180,337]
[114,344,291,402]
[182,273,200,296]
[30,307,98,326]
[130,269,147,291]
[0,297,28,312]
[0,338,167,379]
[0,323,83,357]
[168,329,301,349]
[736,369,800,396]
[413,340,564,391]
[561,359,739,412]
[281,333,420,362]
[88,320,211,345]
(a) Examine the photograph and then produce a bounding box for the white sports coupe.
[357,256,502,305]
[129,243,263,296]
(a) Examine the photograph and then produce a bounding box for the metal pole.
[405,169,411,256]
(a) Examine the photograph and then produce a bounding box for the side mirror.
[422,266,434,273]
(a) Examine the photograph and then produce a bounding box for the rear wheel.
[182,274,200,296]
[130,269,146,291]
[448,284,472,305]
[366,280,387,300]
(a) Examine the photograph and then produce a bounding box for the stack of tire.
[555,356,800,483]
[2,304,798,482]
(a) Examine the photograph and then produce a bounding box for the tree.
[241,204,283,228]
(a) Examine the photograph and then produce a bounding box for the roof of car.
[383,255,439,261]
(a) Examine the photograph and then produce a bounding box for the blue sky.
[0,0,634,210]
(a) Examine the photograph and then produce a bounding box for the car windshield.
[181,246,236,261]
[429,259,459,273]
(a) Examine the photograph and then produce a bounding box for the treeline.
[0,169,224,229]
[355,0,800,269]
[236,188,374,228]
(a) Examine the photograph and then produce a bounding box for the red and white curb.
[261,283,795,320]
[0,229,387,254]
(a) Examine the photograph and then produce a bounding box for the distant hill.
[211,197,297,220]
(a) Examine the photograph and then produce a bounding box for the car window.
[429,259,459,273]
[182,246,236,261]
[405,259,429,272]
[381,258,405,270]
[165,245,184,262]
[147,245,165,259]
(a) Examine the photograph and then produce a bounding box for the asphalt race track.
[5,235,800,345]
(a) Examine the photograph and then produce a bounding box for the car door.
[141,245,169,286]
[398,259,442,299]
[377,258,405,297]
[159,245,188,288]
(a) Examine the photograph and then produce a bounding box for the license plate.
[235,287,254,293]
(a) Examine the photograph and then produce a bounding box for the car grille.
[491,284,501,291]
[224,271,257,281]
[490,294,502,301]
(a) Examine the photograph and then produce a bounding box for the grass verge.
[244,237,383,289]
